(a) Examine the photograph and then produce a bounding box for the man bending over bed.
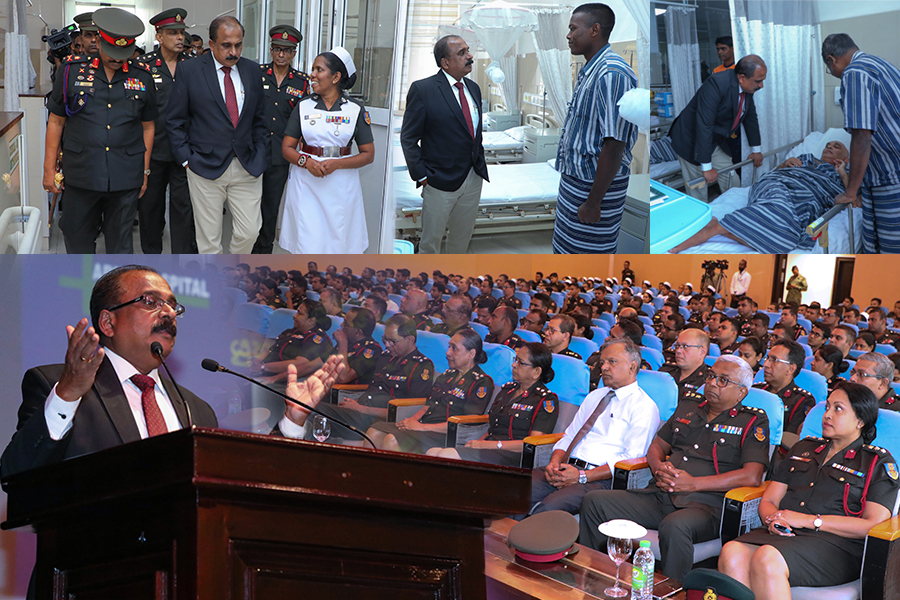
[668,141,852,254]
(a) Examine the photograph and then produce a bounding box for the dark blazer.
[668,69,761,166]
[166,52,268,179]
[0,357,218,480]
[400,70,489,192]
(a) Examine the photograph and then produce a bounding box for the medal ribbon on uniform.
[325,115,351,124]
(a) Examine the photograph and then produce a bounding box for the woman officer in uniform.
[426,342,559,466]
[366,328,494,454]
[719,381,900,599]
[279,46,375,253]
[810,344,849,395]
[252,298,334,384]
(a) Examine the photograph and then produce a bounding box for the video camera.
[701,259,729,271]
[42,24,79,62]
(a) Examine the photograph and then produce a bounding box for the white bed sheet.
[678,128,862,254]
[483,126,529,151]
[395,161,561,211]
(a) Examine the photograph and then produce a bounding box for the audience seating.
[568,337,600,362]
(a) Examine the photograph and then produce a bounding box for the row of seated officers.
[248,291,900,598]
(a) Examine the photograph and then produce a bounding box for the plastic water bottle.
[631,539,654,600]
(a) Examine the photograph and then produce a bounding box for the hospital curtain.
[498,54,518,114]
[4,0,36,111]
[664,6,701,115]
[729,0,824,183]
[531,8,572,126]
[619,0,650,89]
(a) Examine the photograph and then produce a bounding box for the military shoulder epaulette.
[801,435,826,443]
[535,385,552,396]
[409,353,429,362]
[683,391,705,402]
[471,370,488,379]
[501,381,518,390]
[864,444,888,455]
[741,405,766,415]
[795,387,814,397]
[129,60,152,73]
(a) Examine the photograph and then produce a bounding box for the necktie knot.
[131,373,155,393]
[222,66,231,75]
[455,81,463,91]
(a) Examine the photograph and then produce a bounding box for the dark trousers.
[578,489,720,580]
[252,162,289,254]
[512,467,612,520]
[59,184,140,253]
[139,158,197,254]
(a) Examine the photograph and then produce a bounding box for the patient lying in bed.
[669,141,851,254]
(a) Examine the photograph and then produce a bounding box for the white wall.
[816,0,900,23]
[785,253,855,306]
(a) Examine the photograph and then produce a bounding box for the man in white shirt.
[1,265,219,478]
[526,338,661,516]
[730,259,751,308]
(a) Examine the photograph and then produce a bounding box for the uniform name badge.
[305,112,321,126]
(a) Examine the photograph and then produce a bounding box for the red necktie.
[131,374,168,437]
[222,66,239,128]
[455,81,475,138]
[731,92,745,132]
[564,389,616,459]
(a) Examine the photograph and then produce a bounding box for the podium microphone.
[151,342,193,429]
[200,358,376,448]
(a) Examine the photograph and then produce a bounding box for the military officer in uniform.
[849,352,900,411]
[591,286,613,315]
[543,315,583,360]
[754,338,816,451]
[720,381,899,595]
[74,12,100,54]
[658,329,712,402]
[498,280,523,310]
[252,299,334,385]
[292,315,434,445]
[867,308,900,348]
[714,317,742,355]
[43,7,157,253]
[579,355,770,581]
[430,293,473,338]
[485,306,526,349]
[332,307,383,385]
[368,328,495,454]
[426,282,447,316]
[399,289,435,331]
[252,25,309,254]
[427,342,559,466]
[137,8,197,254]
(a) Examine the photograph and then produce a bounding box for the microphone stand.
[151,342,194,429]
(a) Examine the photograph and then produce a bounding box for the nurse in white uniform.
[279,46,375,253]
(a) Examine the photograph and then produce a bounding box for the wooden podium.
[1,428,531,600]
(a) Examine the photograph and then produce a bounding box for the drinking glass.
[312,415,331,442]
[604,536,632,597]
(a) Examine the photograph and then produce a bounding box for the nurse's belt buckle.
[321,146,343,157]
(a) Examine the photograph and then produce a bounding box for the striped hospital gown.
[841,51,900,252]
[553,44,637,254]
[718,154,845,253]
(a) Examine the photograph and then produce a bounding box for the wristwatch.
[143,169,151,175]
[297,154,307,167]
[578,470,588,485]
[496,440,503,450]
[813,515,823,532]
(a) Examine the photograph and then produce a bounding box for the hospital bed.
[671,128,862,254]
[483,113,558,164]
[395,159,561,239]
[648,135,682,186]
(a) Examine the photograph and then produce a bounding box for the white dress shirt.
[443,69,478,136]
[213,55,245,115]
[731,270,752,296]
[44,348,181,440]
[553,380,660,474]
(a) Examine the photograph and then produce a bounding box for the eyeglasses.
[850,369,886,381]
[512,357,535,367]
[271,46,296,56]
[808,331,822,338]
[705,372,745,388]
[671,343,704,351]
[382,336,404,346]
[107,294,185,317]
[764,355,792,366]
[544,326,560,335]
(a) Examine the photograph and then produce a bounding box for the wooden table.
[485,518,686,599]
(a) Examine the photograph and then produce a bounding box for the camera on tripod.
[701,259,729,271]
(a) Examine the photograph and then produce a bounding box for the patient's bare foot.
[668,217,723,253]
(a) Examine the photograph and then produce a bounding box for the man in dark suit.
[0,265,218,479]
[401,35,489,254]
[167,15,268,254]
[668,54,766,202]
